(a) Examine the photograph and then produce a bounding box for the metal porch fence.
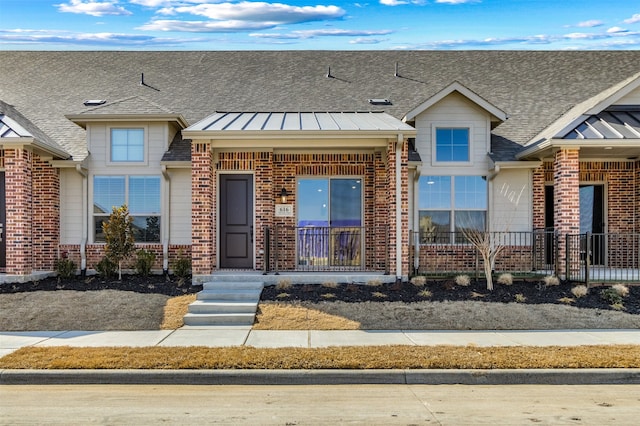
[263,225,389,274]
[410,230,548,279]
[565,233,640,284]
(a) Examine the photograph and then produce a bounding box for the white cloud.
[251,28,393,39]
[349,37,387,44]
[575,20,603,28]
[0,28,202,46]
[624,14,640,24]
[139,19,277,32]
[156,2,345,23]
[138,1,345,32]
[607,26,628,34]
[379,0,408,5]
[435,0,478,4]
[56,0,132,16]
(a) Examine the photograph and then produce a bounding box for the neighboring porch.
[410,229,640,286]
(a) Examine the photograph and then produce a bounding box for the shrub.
[134,249,156,277]
[611,284,629,298]
[276,279,292,290]
[321,293,337,299]
[497,273,513,286]
[410,276,427,287]
[571,285,588,298]
[172,251,191,279]
[276,292,290,299]
[372,291,387,299]
[514,293,526,303]
[600,288,623,305]
[366,279,383,287]
[322,281,338,289]
[95,257,117,278]
[418,289,432,298]
[557,297,575,305]
[55,258,76,279]
[455,275,471,287]
[542,275,560,286]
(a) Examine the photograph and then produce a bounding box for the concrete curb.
[2,368,640,385]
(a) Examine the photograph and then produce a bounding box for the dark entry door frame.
[219,173,255,269]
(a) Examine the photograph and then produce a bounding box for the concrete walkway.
[2,328,639,358]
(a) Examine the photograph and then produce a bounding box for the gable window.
[93,175,161,243]
[418,175,486,243]
[111,128,144,162]
[435,128,469,162]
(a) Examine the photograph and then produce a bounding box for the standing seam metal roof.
[189,111,415,132]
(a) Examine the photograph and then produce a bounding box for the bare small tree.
[461,183,526,291]
[103,204,135,281]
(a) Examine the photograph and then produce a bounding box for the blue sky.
[0,0,639,50]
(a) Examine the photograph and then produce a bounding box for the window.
[435,128,469,162]
[297,178,362,267]
[111,128,144,162]
[93,175,161,242]
[419,175,486,243]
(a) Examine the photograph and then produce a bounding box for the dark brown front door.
[220,174,254,268]
[0,172,5,270]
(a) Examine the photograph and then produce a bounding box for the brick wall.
[59,243,192,273]
[191,142,214,274]
[4,148,33,274]
[32,156,60,271]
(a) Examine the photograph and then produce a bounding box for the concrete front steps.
[183,281,264,326]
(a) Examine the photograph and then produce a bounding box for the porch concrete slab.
[0,331,67,349]
[403,330,520,347]
[310,330,414,348]
[34,331,172,347]
[158,328,250,347]
[245,330,309,348]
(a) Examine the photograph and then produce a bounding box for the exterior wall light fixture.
[280,187,289,204]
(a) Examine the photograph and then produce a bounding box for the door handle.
[250,226,253,243]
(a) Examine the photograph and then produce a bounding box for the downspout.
[395,134,403,283]
[75,164,88,275]
[161,165,170,275]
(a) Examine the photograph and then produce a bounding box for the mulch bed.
[0,274,202,297]
[2,274,639,314]
[260,279,640,315]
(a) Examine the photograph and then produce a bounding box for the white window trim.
[430,123,474,167]
[107,126,149,166]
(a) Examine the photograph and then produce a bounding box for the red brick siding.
[32,156,60,270]
[4,148,33,274]
[532,165,546,229]
[191,143,214,274]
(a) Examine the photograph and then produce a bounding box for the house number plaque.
[275,204,294,217]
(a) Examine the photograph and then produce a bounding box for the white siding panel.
[614,86,640,105]
[169,169,192,244]
[490,169,531,233]
[413,92,490,176]
[60,168,83,244]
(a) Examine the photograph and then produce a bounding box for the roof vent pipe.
[394,62,399,77]
[326,66,333,78]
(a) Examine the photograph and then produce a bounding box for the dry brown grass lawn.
[160,294,196,330]
[254,302,360,330]
[1,345,638,370]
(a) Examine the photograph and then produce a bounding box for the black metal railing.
[264,225,389,273]
[410,230,539,278]
[566,233,640,284]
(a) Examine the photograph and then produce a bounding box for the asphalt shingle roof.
[1,51,639,162]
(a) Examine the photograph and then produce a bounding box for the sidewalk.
[2,328,639,385]
[2,328,640,357]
